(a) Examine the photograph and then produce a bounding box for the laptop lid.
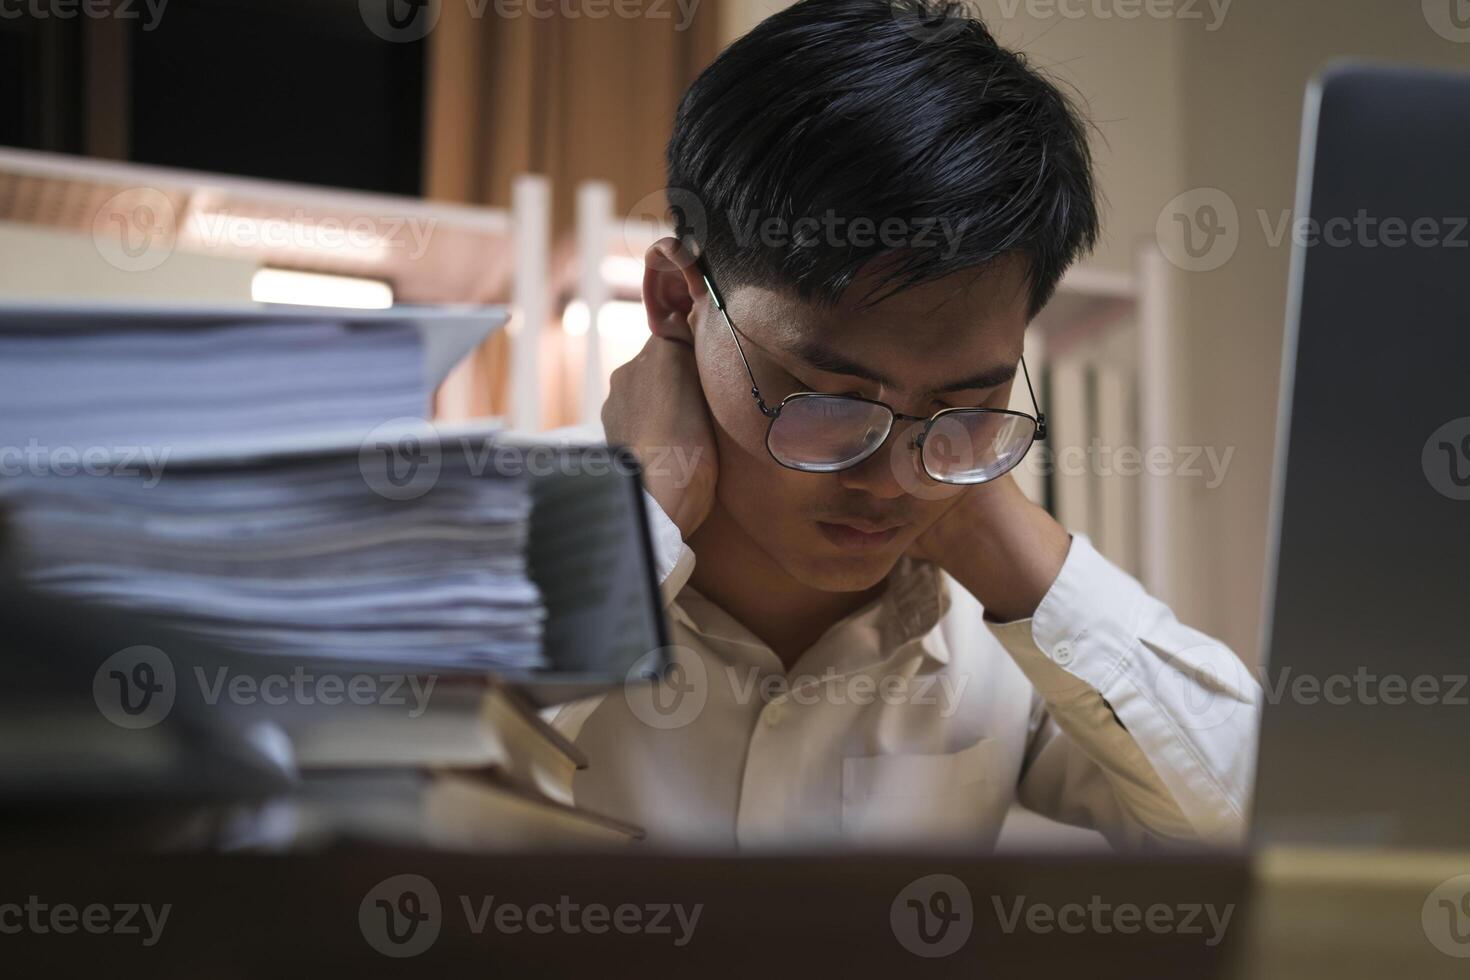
[1253,64,1470,847]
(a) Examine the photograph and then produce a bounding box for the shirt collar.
[879,556,951,660]
[668,556,951,668]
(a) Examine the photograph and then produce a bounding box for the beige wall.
[718,0,789,46]
[977,1,1186,276]
[1174,3,1468,661]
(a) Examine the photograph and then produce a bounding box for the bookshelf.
[1024,248,1180,603]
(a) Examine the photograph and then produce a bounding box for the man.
[555,0,1261,851]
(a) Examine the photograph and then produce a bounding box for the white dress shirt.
[552,492,1261,852]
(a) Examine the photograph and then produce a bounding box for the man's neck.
[686,500,884,669]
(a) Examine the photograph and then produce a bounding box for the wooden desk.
[2,844,1462,977]
[1,846,1247,977]
[1228,848,1470,980]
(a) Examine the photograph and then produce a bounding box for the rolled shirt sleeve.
[985,535,1261,848]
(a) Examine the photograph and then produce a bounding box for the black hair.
[666,0,1099,316]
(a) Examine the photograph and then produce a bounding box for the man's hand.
[908,474,1071,623]
[602,334,718,541]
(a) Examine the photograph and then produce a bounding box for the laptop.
[1253,64,1470,847]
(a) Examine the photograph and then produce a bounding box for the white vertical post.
[1137,244,1173,599]
[577,181,614,426]
[1095,360,1137,574]
[1050,355,1093,540]
[511,174,550,433]
[1011,328,1047,506]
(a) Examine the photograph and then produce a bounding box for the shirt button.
[1052,641,1075,666]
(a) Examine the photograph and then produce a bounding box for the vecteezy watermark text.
[991,894,1233,946]
[994,0,1231,30]
[91,191,439,272]
[187,209,437,261]
[0,897,171,947]
[724,666,969,716]
[1261,666,1468,708]
[358,418,703,501]
[194,666,437,715]
[359,0,700,43]
[0,441,170,487]
[0,0,168,31]
[1023,441,1234,488]
[623,646,971,731]
[461,895,701,945]
[890,875,1234,959]
[727,209,966,261]
[619,189,971,270]
[1256,209,1469,251]
[93,646,440,729]
[1157,188,1469,272]
[359,874,701,958]
[1141,652,1470,735]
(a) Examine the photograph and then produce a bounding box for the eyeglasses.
[701,266,1046,486]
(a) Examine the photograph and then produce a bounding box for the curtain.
[425,1,722,424]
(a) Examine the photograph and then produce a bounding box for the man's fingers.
[648,326,695,350]
[611,337,699,402]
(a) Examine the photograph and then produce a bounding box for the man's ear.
[642,238,706,346]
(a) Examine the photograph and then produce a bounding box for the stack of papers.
[0,300,659,852]
[0,319,426,452]
[0,580,298,846]
[0,303,543,673]
[2,434,546,671]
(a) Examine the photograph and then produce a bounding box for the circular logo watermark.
[891,873,973,958]
[1149,642,1251,731]
[92,187,177,273]
[359,0,442,41]
[359,418,443,501]
[891,0,976,45]
[885,418,981,502]
[1422,417,1470,501]
[1156,187,1239,272]
[623,645,708,730]
[1423,0,1470,42]
[1423,874,1470,957]
[360,874,442,958]
[92,645,176,730]
[622,188,707,272]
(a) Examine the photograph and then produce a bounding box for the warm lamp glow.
[251,269,394,310]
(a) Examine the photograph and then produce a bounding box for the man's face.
[691,257,1033,593]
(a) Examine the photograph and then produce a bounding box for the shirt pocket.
[841,737,1007,848]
